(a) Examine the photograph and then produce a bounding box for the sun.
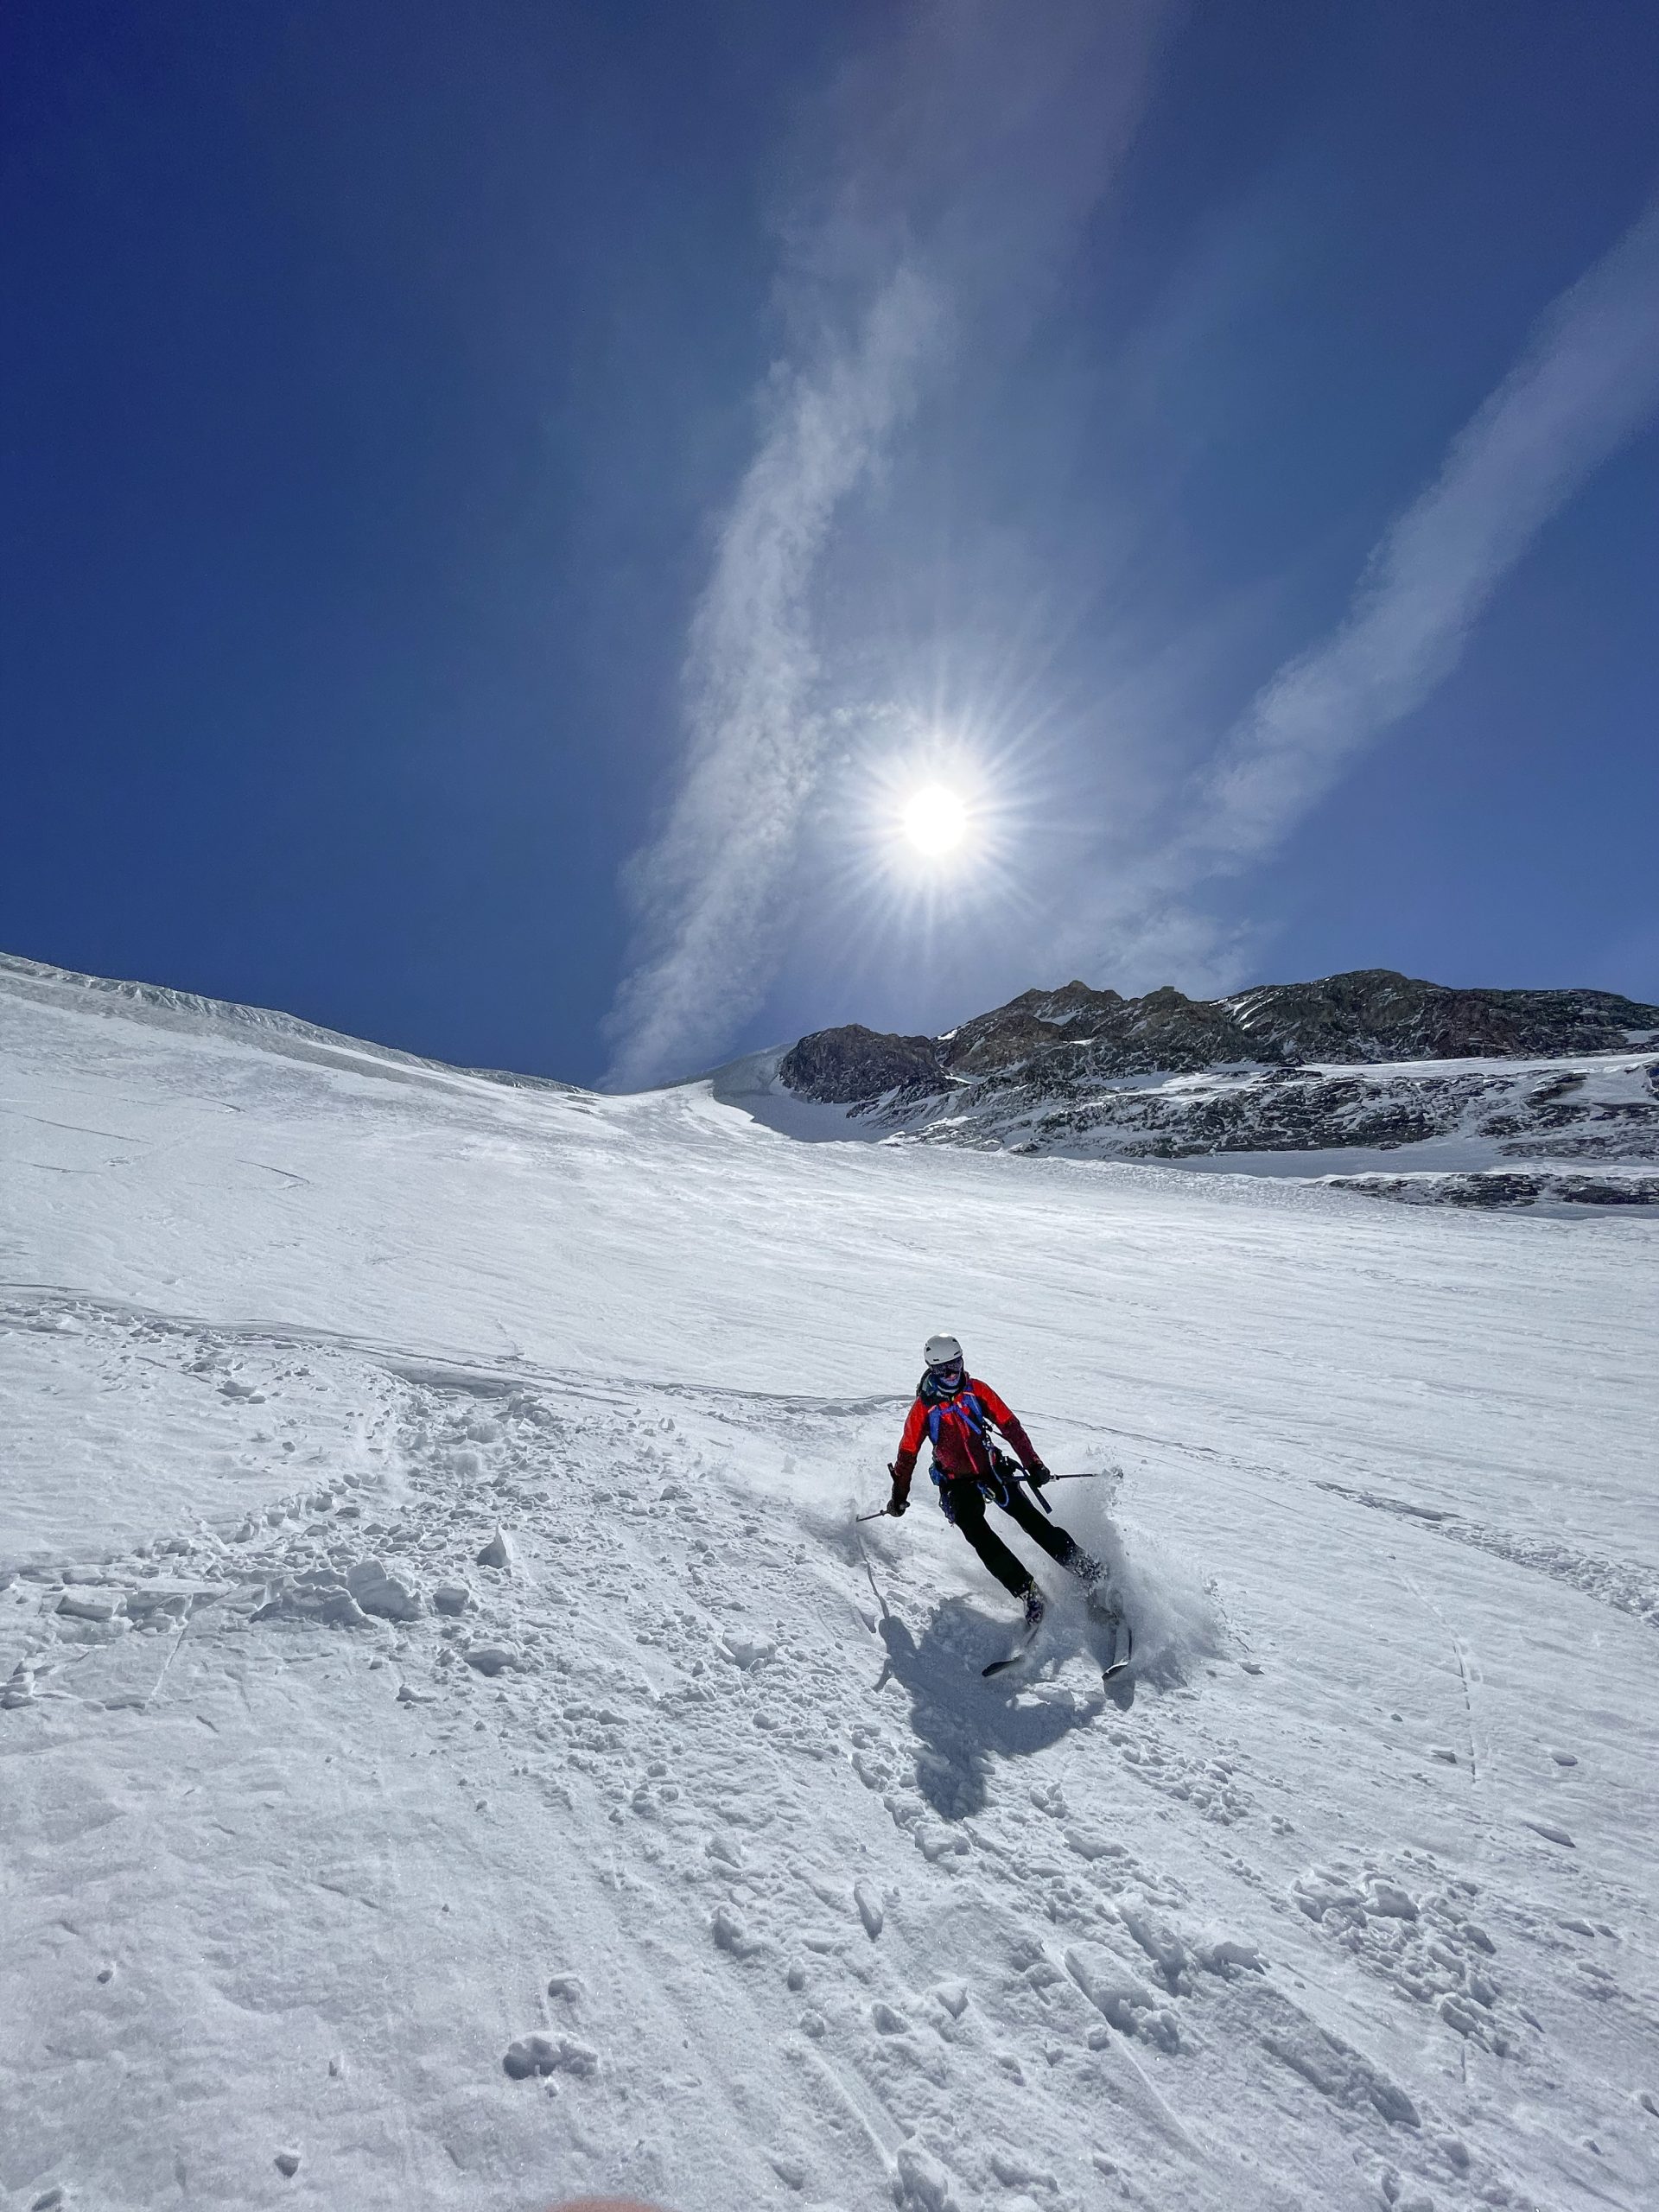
[901,783,968,858]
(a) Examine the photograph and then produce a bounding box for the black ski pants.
[942,1477,1091,1601]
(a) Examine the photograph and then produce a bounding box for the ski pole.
[989,1450,1052,1515]
[1027,1469,1107,1514]
[857,1459,906,1522]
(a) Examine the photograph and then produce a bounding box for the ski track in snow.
[2,977,1658,2212]
[1317,1481,1659,1631]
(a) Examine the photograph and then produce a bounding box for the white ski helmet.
[924,1333,963,1370]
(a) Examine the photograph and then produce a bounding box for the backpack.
[918,1372,1024,1512]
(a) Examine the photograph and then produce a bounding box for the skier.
[885,1333,1105,1636]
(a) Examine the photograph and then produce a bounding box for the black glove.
[887,1495,908,1517]
[1027,1461,1052,1490]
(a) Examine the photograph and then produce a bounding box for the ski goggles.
[927,1357,965,1389]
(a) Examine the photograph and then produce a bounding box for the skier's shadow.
[873,1596,1096,1822]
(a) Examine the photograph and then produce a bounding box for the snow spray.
[1045,1460,1228,1687]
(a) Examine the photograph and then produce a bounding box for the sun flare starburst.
[832,712,1047,942]
[901,783,968,858]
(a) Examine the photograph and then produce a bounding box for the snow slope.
[3,963,1659,2212]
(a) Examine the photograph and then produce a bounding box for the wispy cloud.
[1057,195,1659,995]
[601,269,939,1090]
[1190,197,1659,869]
[603,1,1168,1088]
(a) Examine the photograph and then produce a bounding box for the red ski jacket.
[890,1376,1040,1506]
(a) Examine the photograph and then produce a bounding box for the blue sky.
[3,1,1656,1086]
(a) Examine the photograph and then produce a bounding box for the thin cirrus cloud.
[601,0,1170,1091]
[601,265,941,1093]
[1126,194,1659,948]
[1048,192,1659,1002]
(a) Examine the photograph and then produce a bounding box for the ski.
[984,1590,1047,1677]
[982,1609,1044,1676]
[983,1609,1133,1681]
[982,1637,1036,1678]
[1098,1614,1133,1681]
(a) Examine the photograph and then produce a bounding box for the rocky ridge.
[775,970,1659,1208]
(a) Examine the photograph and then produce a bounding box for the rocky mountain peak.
[778,968,1659,1107]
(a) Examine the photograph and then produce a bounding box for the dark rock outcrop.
[1326,1171,1659,1210]
[774,968,1659,1205]
[779,969,1659,1106]
[1222,970,1659,1065]
[778,1023,939,1105]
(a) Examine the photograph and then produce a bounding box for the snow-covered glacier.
[3,955,1656,2212]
